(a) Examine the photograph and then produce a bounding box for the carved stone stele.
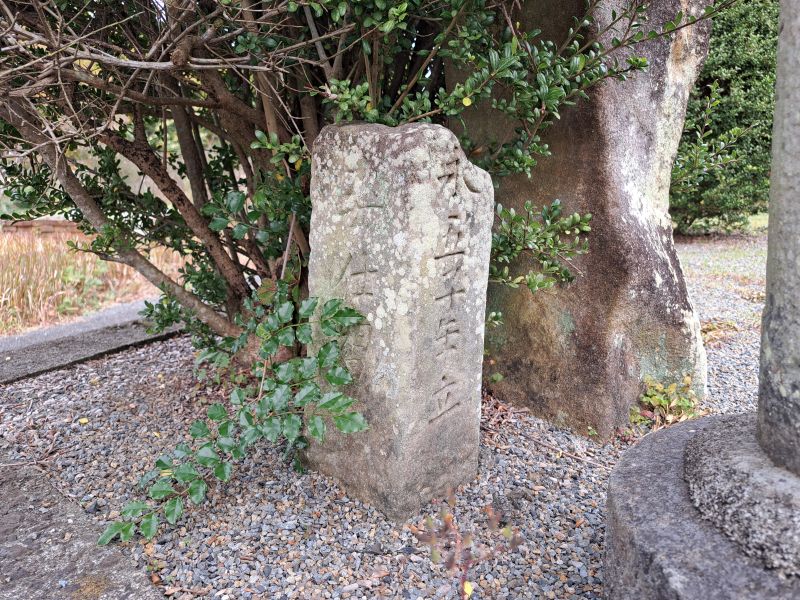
[306,123,493,520]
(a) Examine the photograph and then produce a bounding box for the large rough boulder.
[469,1,710,437]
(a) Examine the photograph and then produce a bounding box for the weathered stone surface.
[0,448,161,600]
[758,0,800,476]
[604,418,800,600]
[685,414,800,576]
[306,123,493,520]
[460,1,709,437]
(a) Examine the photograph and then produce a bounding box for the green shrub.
[670,0,779,233]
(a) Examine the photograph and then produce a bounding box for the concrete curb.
[0,300,181,384]
[604,417,800,600]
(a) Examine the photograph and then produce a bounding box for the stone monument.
[306,123,493,521]
[604,2,800,597]
[455,0,709,437]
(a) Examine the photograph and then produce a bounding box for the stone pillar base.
[604,417,800,600]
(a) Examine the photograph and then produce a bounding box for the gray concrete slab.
[0,300,180,384]
[0,448,162,600]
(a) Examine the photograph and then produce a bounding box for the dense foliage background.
[670,0,779,233]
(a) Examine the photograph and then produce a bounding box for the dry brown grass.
[0,228,183,335]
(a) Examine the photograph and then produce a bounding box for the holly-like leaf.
[317,391,356,413]
[271,384,291,411]
[214,461,233,481]
[174,463,200,483]
[332,306,364,328]
[294,382,321,406]
[296,357,317,380]
[333,412,368,434]
[282,414,302,443]
[274,361,295,384]
[138,469,159,489]
[121,501,149,519]
[207,403,228,421]
[195,445,220,467]
[217,436,236,454]
[230,387,247,405]
[296,322,313,344]
[189,420,211,439]
[261,416,282,442]
[174,443,192,459]
[276,301,294,324]
[140,513,159,540]
[276,327,295,347]
[98,521,125,546]
[298,297,319,319]
[317,341,339,369]
[325,365,353,386]
[308,415,326,442]
[164,497,184,525]
[149,479,176,500]
[188,479,207,505]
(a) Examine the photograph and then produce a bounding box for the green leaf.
[298,297,319,319]
[119,522,135,542]
[164,497,184,525]
[294,382,321,406]
[155,454,172,470]
[241,426,262,446]
[276,327,295,347]
[188,479,208,505]
[271,384,292,411]
[274,361,296,384]
[174,463,200,483]
[332,307,364,328]
[218,419,236,438]
[317,341,340,369]
[333,412,369,434]
[195,445,220,467]
[276,301,294,324]
[209,216,229,232]
[121,501,149,519]
[321,299,342,319]
[138,469,159,489]
[308,415,326,442]
[226,191,245,213]
[140,513,159,540]
[317,391,355,414]
[230,387,247,405]
[296,322,313,344]
[207,403,228,421]
[149,479,176,500]
[260,416,282,442]
[174,443,192,459]
[214,461,233,481]
[98,521,125,545]
[217,436,237,453]
[297,357,317,380]
[325,365,353,386]
[282,414,302,443]
[189,420,211,439]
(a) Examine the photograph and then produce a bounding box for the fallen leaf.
[78,418,89,425]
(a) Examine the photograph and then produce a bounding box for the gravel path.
[676,233,767,415]
[0,234,766,600]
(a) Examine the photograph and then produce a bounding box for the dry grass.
[0,228,183,335]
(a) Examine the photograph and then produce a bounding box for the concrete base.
[605,417,800,600]
[686,414,800,576]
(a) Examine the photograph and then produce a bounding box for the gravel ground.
[0,233,766,600]
[676,233,767,415]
